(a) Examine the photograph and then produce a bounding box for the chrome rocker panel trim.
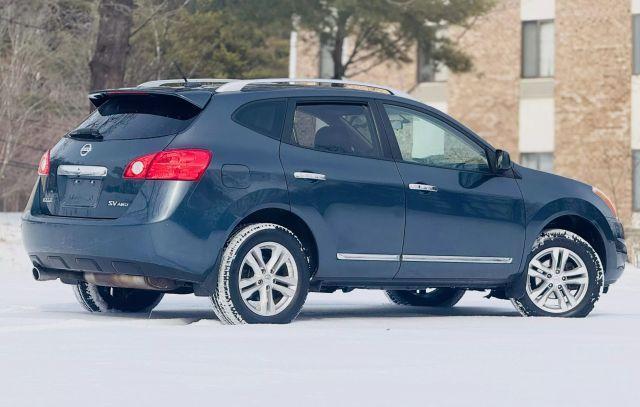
[337,253,512,264]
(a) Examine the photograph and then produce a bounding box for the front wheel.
[510,229,603,317]
[74,282,164,313]
[211,223,310,324]
[385,288,466,307]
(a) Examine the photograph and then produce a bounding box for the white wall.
[521,0,555,21]
[519,97,555,153]
[633,0,640,14]
[288,31,297,79]
[410,82,448,114]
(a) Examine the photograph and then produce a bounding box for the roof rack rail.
[215,78,414,99]
[137,78,234,88]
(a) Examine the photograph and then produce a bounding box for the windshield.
[73,94,201,140]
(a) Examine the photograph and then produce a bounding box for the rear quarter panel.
[166,93,290,280]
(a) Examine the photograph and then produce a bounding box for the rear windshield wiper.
[68,128,103,140]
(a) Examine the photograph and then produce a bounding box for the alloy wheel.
[238,242,299,316]
[526,247,589,313]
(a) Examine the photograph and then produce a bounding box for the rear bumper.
[22,212,223,283]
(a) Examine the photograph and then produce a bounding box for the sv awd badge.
[108,200,129,207]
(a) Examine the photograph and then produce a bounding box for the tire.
[74,282,164,313]
[510,229,604,318]
[211,223,311,324]
[385,288,466,307]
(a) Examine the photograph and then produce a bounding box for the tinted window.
[75,94,201,140]
[233,99,286,139]
[292,103,382,158]
[384,104,489,172]
[522,20,555,78]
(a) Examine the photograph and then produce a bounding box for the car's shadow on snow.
[38,303,519,323]
[296,304,519,320]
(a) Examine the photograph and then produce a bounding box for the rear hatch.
[39,90,211,219]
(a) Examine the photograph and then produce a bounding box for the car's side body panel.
[20,87,625,297]
[371,99,527,282]
[278,97,406,280]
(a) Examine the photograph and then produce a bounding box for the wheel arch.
[541,214,607,270]
[240,207,319,277]
[193,206,319,296]
[508,201,614,299]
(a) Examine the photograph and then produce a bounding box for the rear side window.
[74,94,201,140]
[291,103,382,158]
[232,99,286,140]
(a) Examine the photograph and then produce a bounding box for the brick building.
[290,0,640,262]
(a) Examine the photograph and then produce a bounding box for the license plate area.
[61,177,102,208]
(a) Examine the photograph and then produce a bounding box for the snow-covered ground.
[1,212,639,406]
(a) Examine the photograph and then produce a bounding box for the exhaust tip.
[32,266,59,282]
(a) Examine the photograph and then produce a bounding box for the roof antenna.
[173,61,196,88]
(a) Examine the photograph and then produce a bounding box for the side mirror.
[495,149,512,171]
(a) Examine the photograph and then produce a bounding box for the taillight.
[124,149,212,181]
[37,150,50,176]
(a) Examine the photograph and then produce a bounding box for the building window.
[417,45,447,83]
[522,20,555,78]
[634,150,640,211]
[318,39,334,79]
[520,152,554,173]
[634,15,640,75]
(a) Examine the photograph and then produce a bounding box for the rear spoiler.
[88,88,212,109]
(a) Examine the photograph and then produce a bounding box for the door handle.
[294,171,326,181]
[409,183,438,192]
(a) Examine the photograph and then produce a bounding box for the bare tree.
[89,0,135,90]
[0,1,47,183]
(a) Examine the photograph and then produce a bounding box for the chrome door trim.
[402,255,513,264]
[337,253,400,261]
[57,165,108,177]
[294,171,326,181]
[408,183,438,192]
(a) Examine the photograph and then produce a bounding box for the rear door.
[377,102,526,281]
[40,91,208,219]
[280,98,405,279]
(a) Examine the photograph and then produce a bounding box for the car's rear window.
[73,94,202,140]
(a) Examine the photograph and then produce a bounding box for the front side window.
[383,104,489,172]
[291,103,382,158]
[522,20,555,78]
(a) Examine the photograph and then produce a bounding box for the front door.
[378,102,526,281]
[280,100,405,279]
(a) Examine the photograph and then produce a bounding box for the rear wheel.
[385,288,466,307]
[510,229,603,317]
[74,282,164,313]
[211,223,310,324]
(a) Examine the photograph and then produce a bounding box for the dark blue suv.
[21,78,626,323]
